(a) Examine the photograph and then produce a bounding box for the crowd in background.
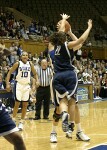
[0,9,107,43]
[0,40,107,98]
[0,9,107,113]
[0,10,55,40]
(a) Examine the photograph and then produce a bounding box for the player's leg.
[13,82,22,121]
[0,104,26,150]
[21,102,28,120]
[13,101,20,121]
[75,104,90,141]
[66,103,90,141]
[18,84,29,130]
[66,98,75,138]
[50,107,61,143]
[66,102,80,139]
[59,97,69,132]
[18,101,28,131]
[53,72,70,132]
[4,132,26,150]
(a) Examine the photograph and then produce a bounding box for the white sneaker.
[66,130,72,138]
[62,112,69,132]
[18,122,24,131]
[76,131,90,141]
[50,133,57,143]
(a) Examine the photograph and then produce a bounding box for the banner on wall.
[77,87,88,101]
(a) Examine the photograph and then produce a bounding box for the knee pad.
[53,111,61,122]
[69,123,75,132]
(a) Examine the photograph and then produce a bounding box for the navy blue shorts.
[0,103,19,136]
[53,70,78,104]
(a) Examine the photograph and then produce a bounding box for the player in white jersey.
[6,51,39,130]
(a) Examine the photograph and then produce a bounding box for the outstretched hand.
[88,19,92,29]
[60,13,70,20]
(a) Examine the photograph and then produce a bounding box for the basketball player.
[49,14,92,142]
[0,48,26,149]
[6,51,39,130]
[0,102,26,150]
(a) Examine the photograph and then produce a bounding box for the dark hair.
[49,31,66,46]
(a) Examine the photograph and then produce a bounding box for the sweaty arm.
[67,19,92,50]
[67,30,82,51]
[6,62,19,91]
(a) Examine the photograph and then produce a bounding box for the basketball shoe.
[66,123,75,138]
[18,122,23,131]
[62,112,69,132]
[76,131,90,141]
[50,132,57,143]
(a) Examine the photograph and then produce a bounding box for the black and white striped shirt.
[36,66,53,87]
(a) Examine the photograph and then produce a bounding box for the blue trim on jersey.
[49,50,55,64]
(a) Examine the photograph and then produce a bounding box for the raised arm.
[67,19,92,50]
[68,29,78,41]
[58,13,70,32]
[67,29,82,50]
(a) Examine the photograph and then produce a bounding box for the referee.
[34,59,53,120]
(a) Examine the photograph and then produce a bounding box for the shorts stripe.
[0,127,19,136]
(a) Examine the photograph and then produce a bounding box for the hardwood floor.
[0,100,107,150]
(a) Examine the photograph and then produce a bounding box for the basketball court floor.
[0,99,107,150]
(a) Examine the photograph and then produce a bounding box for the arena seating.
[0,0,107,47]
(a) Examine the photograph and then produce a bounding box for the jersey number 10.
[21,72,28,77]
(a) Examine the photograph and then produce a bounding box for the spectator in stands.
[100,76,107,98]
[2,55,10,66]
[82,68,90,77]
[17,44,23,56]
[9,42,18,65]
[88,50,93,60]
[83,75,87,84]
[20,26,29,40]
[82,49,88,61]
[76,49,82,61]
[28,52,33,61]
[29,22,36,34]
[0,39,5,49]
[87,75,93,84]
[0,73,5,89]
[42,24,48,38]
[94,76,101,99]
[39,52,45,61]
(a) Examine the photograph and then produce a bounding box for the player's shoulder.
[14,60,20,66]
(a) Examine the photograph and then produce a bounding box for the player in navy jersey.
[0,48,26,149]
[49,14,92,142]
[6,51,39,130]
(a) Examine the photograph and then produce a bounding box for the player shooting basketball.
[49,13,92,142]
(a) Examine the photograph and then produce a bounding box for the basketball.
[57,20,71,33]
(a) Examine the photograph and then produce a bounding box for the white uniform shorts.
[15,82,30,102]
